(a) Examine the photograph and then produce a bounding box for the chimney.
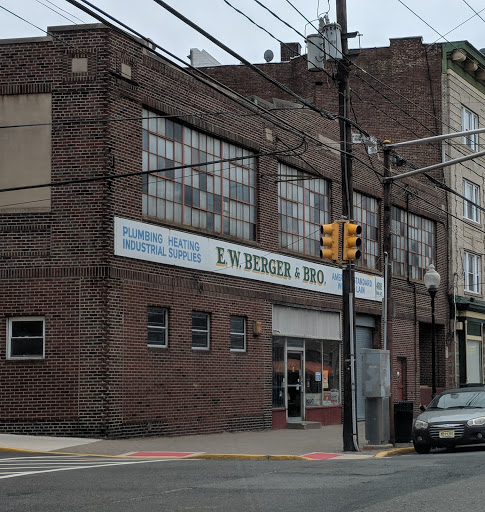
[280,42,301,62]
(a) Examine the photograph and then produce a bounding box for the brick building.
[205,36,474,403]
[0,24,449,438]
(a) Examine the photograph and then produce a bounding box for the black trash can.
[394,401,414,442]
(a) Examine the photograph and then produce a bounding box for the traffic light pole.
[336,0,358,452]
[383,145,395,444]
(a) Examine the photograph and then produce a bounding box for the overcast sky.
[2,0,485,64]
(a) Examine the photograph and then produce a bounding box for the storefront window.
[272,337,341,410]
[323,340,340,405]
[272,338,285,407]
[305,340,322,406]
[305,339,340,406]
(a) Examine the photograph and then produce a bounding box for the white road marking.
[0,456,191,480]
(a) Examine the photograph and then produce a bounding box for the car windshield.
[428,391,485,409]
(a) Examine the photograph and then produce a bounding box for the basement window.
[7,317,45,359]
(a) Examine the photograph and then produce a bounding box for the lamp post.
[424,264,441,398]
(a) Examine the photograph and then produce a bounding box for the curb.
[375,446,415,458]
[0,446,132,459]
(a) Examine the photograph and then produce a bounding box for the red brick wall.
[0,27,449,437]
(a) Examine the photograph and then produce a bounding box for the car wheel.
[413,440,431,454]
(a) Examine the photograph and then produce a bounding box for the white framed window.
[462,106,479,151]
[147,307,168,348]
[463,179,480,223]
[230,316,246,351]
[7,317,45,359]
[192,312,210,350]
[464,251,481,294]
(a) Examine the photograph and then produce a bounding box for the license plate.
[439,430,455,439]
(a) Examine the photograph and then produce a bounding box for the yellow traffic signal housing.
[343,222,362,261]
[320,222,339,260]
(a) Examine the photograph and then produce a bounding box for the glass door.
[287,351,303,420]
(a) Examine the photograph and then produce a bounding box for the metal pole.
[383,251,388,350]
[349,292,359,451]
[383,145,395,444]
[430,290,437,397]
[384,126,485,149]
[384,149,485,182]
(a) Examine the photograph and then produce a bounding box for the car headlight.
[467,416,485,426]
[414,419,428,429]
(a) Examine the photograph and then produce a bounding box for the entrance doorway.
[287,351,302,420]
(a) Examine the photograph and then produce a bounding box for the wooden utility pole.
[336,0,358,452]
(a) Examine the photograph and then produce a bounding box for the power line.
[33,0,82,24]
[64,0,380,176]
[0,145,302,194]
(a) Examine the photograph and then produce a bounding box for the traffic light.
[320,222,339,260]
[343,222,362,261]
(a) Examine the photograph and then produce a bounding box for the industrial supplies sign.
[114,217,384,302]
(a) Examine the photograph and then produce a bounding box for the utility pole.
[336,0,358,452]
[383,144,395,444]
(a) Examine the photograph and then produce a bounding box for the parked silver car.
[413,387,485,454]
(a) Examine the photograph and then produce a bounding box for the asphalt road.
[1,447,485,511]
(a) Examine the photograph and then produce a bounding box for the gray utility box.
[361,349,390,445]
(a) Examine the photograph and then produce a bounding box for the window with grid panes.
[353,191,379,269]
[391,207,406,276]
[278,163,330,256]
[408,213,434,280]
[391,207,435,280]
[142,109,257,240]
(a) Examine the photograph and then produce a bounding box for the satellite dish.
[264,49,274,62]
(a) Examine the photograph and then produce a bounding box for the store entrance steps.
[286,421,322,430]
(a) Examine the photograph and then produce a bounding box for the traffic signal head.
[343,222,362,261]
[320,222,339,260]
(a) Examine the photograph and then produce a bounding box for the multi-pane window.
[7,317,45,359]
[278,163,330,256]
[142,109,256,240]
[192,312,210,349]
[463,179,480,223]
[464,252,481,294]
[408,213,434,281]
[147,307,168,347]
[392,207,406,276]
[229,316,246,351]
[462,106,479,151]
[353,192,379,269]
[392,207,435,280]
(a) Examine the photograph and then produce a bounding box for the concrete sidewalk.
[0,423,414,460]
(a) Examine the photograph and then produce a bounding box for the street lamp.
[424,264,441,398]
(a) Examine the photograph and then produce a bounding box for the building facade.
[441,42,485,388]
[0,25,451,438]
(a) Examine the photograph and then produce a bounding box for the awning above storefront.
[272,305,340,340]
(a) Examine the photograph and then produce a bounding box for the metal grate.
[429,423,465,439]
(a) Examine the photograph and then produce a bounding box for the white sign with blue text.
[114,217,384,302]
